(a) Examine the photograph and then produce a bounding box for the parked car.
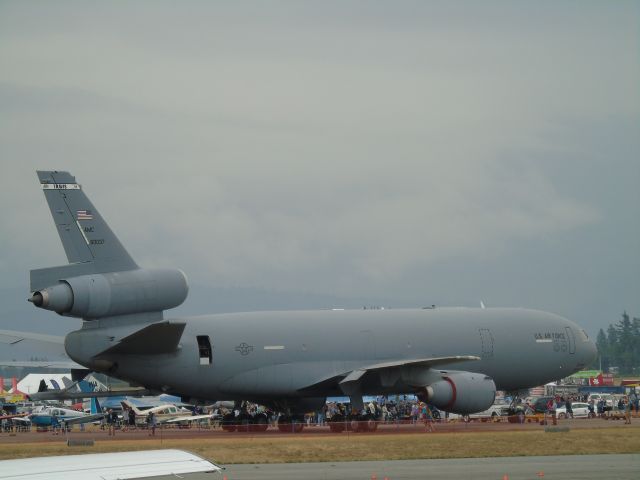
[448,402,510,422]
[589,393,614,407]
[555,402,594,419]
[531,396,555,414]
[469,402,510,420]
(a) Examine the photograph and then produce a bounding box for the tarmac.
[147,454,640,480]
[1,419,638,479]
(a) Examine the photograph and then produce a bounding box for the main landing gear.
[276,415,305,433]
[221,411,269,432]
[327,413,378,433]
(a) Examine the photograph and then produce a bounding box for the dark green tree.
[595,328,609,371]
[596,312,640,374]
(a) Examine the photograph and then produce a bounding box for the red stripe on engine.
[442,376,457,410]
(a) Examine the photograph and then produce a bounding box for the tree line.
[595,311,640,374]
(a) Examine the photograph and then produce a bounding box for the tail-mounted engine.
[421,371,496,414]
[29,268,188,320]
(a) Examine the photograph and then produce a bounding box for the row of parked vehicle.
[447,394,621,423]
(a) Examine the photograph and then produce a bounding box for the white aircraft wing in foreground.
[0,449,222,479]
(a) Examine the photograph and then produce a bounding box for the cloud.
[0,1,637,334]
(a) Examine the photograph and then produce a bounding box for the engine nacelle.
[29,268,188,320]
[422,371,496,414]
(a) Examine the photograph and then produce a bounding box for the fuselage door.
[479,328,494,359]
[565,327,576,354]
[197,335,212,365]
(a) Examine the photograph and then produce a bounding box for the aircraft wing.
[0,330,65,345]
[9,416,31,424]
[0,449,222,479]
[0,413,28,421]
[298,355,481,394]
[0,360,82,369]
[62,413,105,425]
[352,355,481,372]
[29,387,151,401]
[0,330,80,369]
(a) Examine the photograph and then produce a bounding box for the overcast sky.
[0,1,638,338]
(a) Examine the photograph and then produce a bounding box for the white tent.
[16,373,71,394]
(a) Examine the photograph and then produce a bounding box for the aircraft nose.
[585,338,598,365]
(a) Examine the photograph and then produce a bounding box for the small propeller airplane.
[121,400,216,426]
[12,404,104,429]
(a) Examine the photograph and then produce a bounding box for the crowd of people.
[3,389,638,435]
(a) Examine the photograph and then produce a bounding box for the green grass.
[1,427,639,464]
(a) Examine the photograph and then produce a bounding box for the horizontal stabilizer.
[97,321,186,356]
[30,263,97,292]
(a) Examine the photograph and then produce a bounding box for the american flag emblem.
[77,210,93,220]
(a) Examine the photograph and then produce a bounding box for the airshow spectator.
[565,398,573,419]
[624,397,632,424]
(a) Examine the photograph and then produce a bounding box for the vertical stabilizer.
[91,397,102,415]
[36,171,137,272]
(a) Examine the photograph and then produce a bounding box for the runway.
[1,420,638,479]
[151,454,640,480]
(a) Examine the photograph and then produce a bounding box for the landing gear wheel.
[221,413,237,432]
[277,416,291,433]
[365,417,378,432]
[291,417,304,433]
[328,415,346,433]
[251,413,269,432]
[237,414,253,433]
[277,416,304,433]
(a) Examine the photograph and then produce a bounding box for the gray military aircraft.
[27,170,597,431]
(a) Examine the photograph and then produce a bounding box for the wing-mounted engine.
[419,370,496,414]
[29,268,188,320]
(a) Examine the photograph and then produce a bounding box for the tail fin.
[91,397,102,415]
[78,380,94,393]
[36,171,137,272]
[121,399,144,416]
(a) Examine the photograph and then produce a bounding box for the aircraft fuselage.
[65,307,596,404]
